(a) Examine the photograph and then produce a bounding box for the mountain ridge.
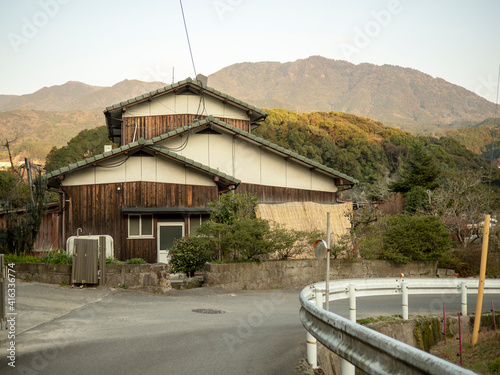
[1,56,497,164]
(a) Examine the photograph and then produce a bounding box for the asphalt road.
[0,282,307,375]
[0,282,498,375]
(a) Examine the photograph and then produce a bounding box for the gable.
[123,91,249,121]
[45,139,241,189]
[60,153,217,187]
[104,78,267,144]
[157,124,346,193]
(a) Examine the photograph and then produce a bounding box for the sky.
[1,0,500,103]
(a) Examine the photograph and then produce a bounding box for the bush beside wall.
[13,263,171,293]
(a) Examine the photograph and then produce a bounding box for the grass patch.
[431,331,500,374]
[125,258,147,264]
[5,250,72,264]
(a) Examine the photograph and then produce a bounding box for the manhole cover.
[192,309,225,314]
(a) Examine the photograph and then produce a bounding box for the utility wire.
[487,64,500,214]
[180,0,197,78]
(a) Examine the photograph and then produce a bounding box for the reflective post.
[341,284,356,375]
[402,282,408,320]
[461,282,467,317]
[306,290,320,369]
[325,213,331,311]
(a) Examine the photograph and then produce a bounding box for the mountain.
[1,56,497,164]
[0,109,102,165]
[208,56,495,133]
[0,80,167,112]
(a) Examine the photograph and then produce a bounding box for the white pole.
[461,281,467,317]
[349,283,356,322]
[306,290,320,369]
[341,284,356,375]
[402,282,408,320]
[325,213,331,311]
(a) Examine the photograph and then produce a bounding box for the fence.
[300,277,500,374]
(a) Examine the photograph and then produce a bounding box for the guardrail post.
[461,282,467,317]
[341,284,356,375]
[306,290,321,369]
[402,282,408,320]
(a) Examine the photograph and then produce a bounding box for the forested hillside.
[0,110,102,164]
[254,109,498,190]
[444,117,500,160]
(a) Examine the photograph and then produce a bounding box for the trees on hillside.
[45,126,113,172]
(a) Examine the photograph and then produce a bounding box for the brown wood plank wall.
[62,182,218,263]
[122,115,250,145]
[236,183,337,204]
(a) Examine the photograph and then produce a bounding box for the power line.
[487,63,500,214]
[180,0,197,78]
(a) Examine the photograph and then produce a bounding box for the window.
[128,215,153,238]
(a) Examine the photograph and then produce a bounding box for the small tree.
[196,193,274,261]
[389,143,440,194]
[169,236,211,277]
[268,224,323,260]
[1,176,47,255]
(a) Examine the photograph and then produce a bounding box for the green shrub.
[125,258,147,264]
[269,224,323,260]
[170,236,211,277]
[490,358,500,374]
[44,249,73,264]
[106,257,124,265]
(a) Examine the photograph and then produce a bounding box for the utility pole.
[25,157,34,204]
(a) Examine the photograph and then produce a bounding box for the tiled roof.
[104,77,267,119]
[44,137,241,185]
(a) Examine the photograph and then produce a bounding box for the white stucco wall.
[122,92,249,120]
[61,154,216,187]
[158,130,338,193]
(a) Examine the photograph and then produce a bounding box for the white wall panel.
[261,150,286,186]
[233,138,261,184]
[63,167,95,186]
[312,172,338,192]
[141,157,157,181]
[286,162,312,190]
[121,91,248,119]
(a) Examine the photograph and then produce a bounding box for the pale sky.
[1,0,499,103]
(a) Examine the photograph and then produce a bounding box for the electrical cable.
[487,64,500,214]
[180,0,197,78]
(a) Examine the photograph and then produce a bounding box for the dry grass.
[430,330,500,374]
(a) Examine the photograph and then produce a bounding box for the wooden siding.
[122,114,250,145]
[236,183,337,203]
[62,182,218,263]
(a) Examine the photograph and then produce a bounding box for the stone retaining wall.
[13,263,171,293]
[203,259,437,291]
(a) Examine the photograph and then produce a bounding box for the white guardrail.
[299,278,500,375]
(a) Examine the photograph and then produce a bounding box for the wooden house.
[45,77,358,263]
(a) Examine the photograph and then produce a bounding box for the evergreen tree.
[389,143,440,193]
